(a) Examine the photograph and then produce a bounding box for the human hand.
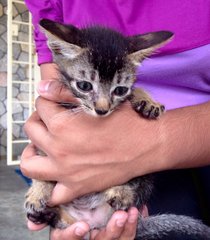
[21,80,165,205]
[90,207,147,240]
[27,207,146,240]
[27,219,90,240]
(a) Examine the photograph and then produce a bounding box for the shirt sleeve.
[24,0,63,65]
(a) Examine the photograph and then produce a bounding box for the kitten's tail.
[136,214,210,239]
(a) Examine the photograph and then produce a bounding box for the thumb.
[20,143,58,181]
[49,183,81,206]
[37,80,77,103]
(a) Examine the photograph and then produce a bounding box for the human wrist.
[126,113,166,178]
[160,102,210,171]
[129,102,210,178]
[158,107,197,171]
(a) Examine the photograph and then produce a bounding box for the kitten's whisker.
[135,71,144,77]
[127,73,138,77]
[71,107,84,114]
[49,106,84,122]
[126,73,138,78]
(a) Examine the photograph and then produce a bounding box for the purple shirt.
[136,44,210,110]
[25,0,210,109]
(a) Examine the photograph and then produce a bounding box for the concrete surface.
[0,160,49,240]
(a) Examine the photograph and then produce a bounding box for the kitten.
[24,19,210,239]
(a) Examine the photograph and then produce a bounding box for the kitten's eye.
[76,81,93,92]
[113,86,129,96]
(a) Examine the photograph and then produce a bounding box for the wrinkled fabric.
[25,0,210,63]
[24,0,210,109]
[136,44,210,109]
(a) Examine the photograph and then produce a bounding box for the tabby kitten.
[25,19,210,239]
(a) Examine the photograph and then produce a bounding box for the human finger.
[24,111,53,153]
[120,207,139,240]
[35,97,75,132]
[37,80,77,103]
[50,221,90,240]
[49,182,82,206]
[141,205,149,218]
[20,143,58,180]
[90,211,128,240]
[27,220,47,231]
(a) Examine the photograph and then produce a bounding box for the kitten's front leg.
[25,180,59,226]
[130,88,165,119]
[104,185,136,211]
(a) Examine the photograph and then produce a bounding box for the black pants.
[148,167,210,239]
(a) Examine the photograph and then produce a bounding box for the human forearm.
[129,101,210,179]
[161,101,210,170]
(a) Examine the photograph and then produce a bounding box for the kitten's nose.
[95,109,108,115]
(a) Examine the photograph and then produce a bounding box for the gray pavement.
[0,160,49,240]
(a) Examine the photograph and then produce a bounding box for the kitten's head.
[40,19,173,117]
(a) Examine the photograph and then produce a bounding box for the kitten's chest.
[61,202,113,229]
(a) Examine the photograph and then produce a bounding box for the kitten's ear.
[127,31,174,65]
[39,19,84,59]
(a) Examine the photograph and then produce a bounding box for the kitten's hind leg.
[25,180,59,226]
[130,88,165,119]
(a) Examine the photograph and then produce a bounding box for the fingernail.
[75,227,86,236]
[37,80,52,93]
[141,205,149,218]
[116,218,126,227]
[128,214,137,223]
[46,201,54,207]
[127,207,139,223]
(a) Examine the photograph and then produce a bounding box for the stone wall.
[0,0,32,161]
[0,0,8,160]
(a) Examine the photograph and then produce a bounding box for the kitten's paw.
[105,186,135,211]
[27,208,59,226]
[25,190,58,225]
[133,100,165,119]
